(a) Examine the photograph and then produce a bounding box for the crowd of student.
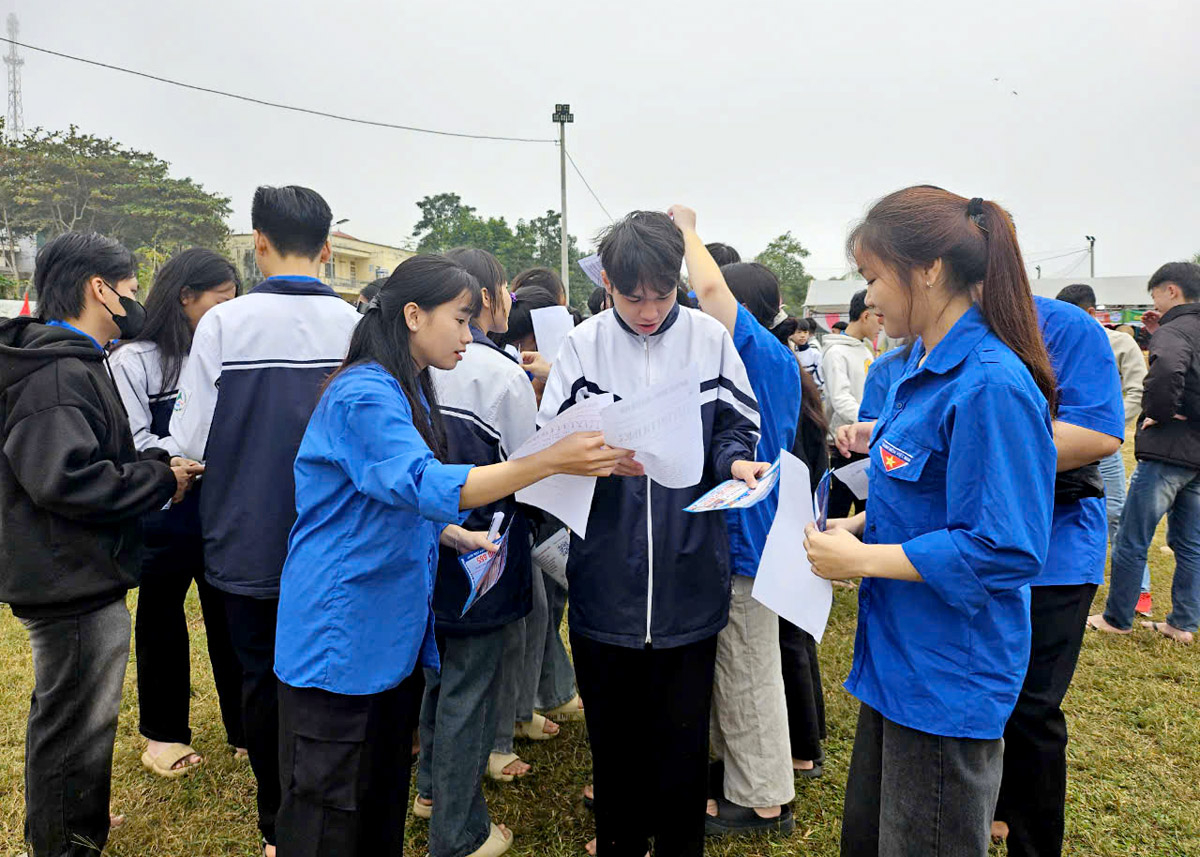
[0,179,1197,857]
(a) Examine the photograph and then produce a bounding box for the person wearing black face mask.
[101,278,148,340]
[0,232,202,857]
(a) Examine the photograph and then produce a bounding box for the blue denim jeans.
[20,599,130,857]
[417,628,506,857]
[535,572,577,712]
[1097,450,1151,592]
[1103,460,1200,632]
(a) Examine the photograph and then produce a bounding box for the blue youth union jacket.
[170,276,361,598]
[1033,296,1124,587]
[847,305,1056,739]
[726,305,800,579]
[857,344,909,423]
[538,303,760,649]
[275,363,472,695]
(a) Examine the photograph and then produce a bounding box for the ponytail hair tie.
[364,296,383,314]
[967,197,989,234]
[769,307,789,329]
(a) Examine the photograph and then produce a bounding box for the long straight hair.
[329,254,481,457]
[847,186,1057,410]
[120,248,241,390]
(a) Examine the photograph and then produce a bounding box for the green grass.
[1,445,1197,855]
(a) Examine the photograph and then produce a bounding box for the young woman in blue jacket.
[272,255,631,857]
[804,187,1059,856]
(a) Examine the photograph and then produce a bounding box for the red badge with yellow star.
[880,439,912,473]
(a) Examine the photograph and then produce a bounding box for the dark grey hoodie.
[0,317,177,617]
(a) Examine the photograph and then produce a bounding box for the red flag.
[18,290,31,317]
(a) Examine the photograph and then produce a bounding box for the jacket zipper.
[643,336,654,646]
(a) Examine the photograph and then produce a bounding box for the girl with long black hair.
[109,248,245,777]
[273,255,630,857]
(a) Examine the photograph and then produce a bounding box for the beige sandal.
[487,751,524,782]
[514,712,558,741]
[540,694,585,722]
[412,794,433,820]
[141,743,203,778]
[466,823,512,857]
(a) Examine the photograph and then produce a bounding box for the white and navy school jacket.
[170,276,360,598]
[429,327,538,632]
[109,341,201,538]
[538,304,760,650]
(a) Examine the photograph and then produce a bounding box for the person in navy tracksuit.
[804,188,1059,856]
[171,186,361,856]
[539,211,764,857]
[273,255,631,857]
[414,248,540,857]
[109,249,244,778]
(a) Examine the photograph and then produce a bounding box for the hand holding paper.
[751,451,834,643]
[803,524,867,581]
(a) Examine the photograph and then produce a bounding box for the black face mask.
[102,283,146,339]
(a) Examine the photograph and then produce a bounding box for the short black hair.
[1056,283,1097,310]
[360,277,387,303]
[723,262,782,329]
[33,232,135,322]
[706,242,741,266]
[833,320,848,332]
[848,289,870,322]
[597,211,684,297]
[512,267,565,304]
[251,185,332,259]
[587,285,608,315]
[1149,261,1200,301]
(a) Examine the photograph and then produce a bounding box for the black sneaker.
[704,798,795,837]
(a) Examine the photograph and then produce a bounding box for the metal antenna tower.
[5,14,24,138]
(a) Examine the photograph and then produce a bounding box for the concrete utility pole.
[552,103,574,305]
[1086,235,1096,278]
[4,15,24,138]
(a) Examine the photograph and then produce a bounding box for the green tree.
[755,232,813,310]
[411,193,586,289]
[0,124,231,287]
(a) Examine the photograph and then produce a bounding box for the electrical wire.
[1027,248,1090,264]
[564,149,614,221]
[1,37,557,144]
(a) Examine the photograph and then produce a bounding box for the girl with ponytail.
[802,187,1058,856]
[273,255,632,857]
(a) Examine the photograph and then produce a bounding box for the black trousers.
[995,583,1097,857]
[222,592,281,846]
[828,448,867,520]
[571,632,717,857]
[277,672,424,857]
[779,617,826,761]
[136,535,244,747]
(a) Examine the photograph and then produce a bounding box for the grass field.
[0,447,1197,856]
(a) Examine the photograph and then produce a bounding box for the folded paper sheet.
[513,394,614,537]
[752,451,834,643]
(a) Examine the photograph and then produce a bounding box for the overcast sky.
[12,0,1200,283]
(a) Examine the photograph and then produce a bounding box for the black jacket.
[0,318,178,618]
[1135,303,1200,470]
